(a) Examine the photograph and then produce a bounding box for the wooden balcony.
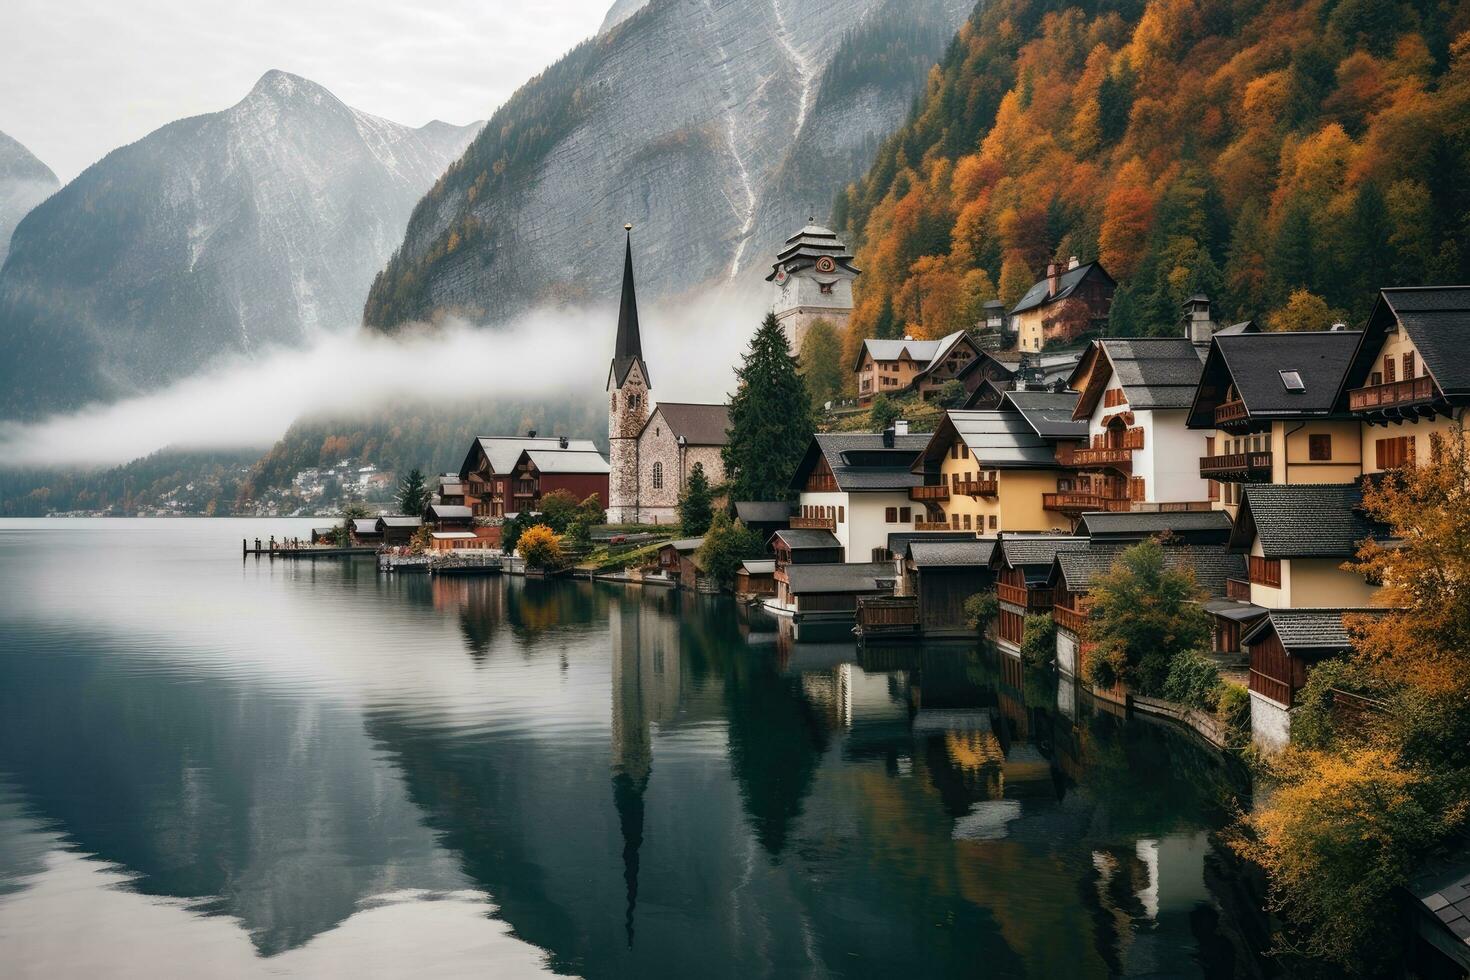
[1042,492,1132,513]
[914,520,952,531]
[1068,445,1135,467]
[1214,399,1249,426]
[855,595,919,634]
[997,583,1054,612]
[790,515,836,531]
[1226,577,1252,601]
[1199,451,1273,483]
[954,479,998,497]
[909,484,949,502]
[1052,603,1089,634]
[1347,375,1438,415]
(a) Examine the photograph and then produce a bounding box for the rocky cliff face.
[364,0,973,332]
[0,130,59,269]
[0,71,480,419]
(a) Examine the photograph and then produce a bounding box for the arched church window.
[630,394,640,410]
[652,462,663,489]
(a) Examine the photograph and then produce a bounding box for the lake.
[0,519,1265,978]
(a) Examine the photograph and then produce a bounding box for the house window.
[1404,351,1415,379]
[1129,476,1146,501]
[838,506,845,523]
[1376,436,1415,470]
[899,506,911,522]
[960,443,970,459]
[1384,356,1396,383]
[652,462,663,489]
[989,514,998,531]
[951,514,961,529]
[963,514,972,530]
[1309,434,1332,460]
[1249,555,1282,588]
[885,507,897,523]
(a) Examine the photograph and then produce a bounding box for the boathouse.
[901,538,997,637]
[375,515,422,545]
[656,538,706,590]
[989,534,1088,655]
[735,559,777,597]
[775,562,897,617]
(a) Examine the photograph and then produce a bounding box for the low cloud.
[0,289,767,468]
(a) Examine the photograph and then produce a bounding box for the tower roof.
[767,219,859,281]
[610,228,650,388]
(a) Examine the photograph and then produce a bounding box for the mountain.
[0,130,58,268]
[0,70,481,420]
[835,0,1470,362]
[363,0,973,332]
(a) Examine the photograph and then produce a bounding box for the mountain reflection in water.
[0,520,1264,978]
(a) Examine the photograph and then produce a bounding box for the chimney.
[882,426,895,448]
[558,435,569,449]
[1330,322,1347,332]
[526,429,538,438]
[1046,262,1060,298]
[1184,294,1216,348]
[893,419,909,436]
[1067,255,1079,271]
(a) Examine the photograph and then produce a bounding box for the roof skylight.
[1280,370,1306,392]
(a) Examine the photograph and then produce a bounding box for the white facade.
[1250,691,1291,753]
[798,489,918,563]
[1084,378,1211,505]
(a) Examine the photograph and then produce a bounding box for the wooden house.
[788,430,929,562]
[509,447,610,513]
[770,527,844,568]
[901,538,997,637]
[455,434,605,519]
[775,562,898,618]
[430,530,489,552]
[656,538,706,590]
[1008,257,1115,351]
[1228,483,1384,610]
[735,559,777,597]
[424,503,474,530]
[989,534,1088,655]
[350,518,383,544]
[375,515,422,546]
[733,501,794,548]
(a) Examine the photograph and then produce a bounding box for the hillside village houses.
[1008,257,1117,352]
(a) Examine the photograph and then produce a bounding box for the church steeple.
[610,225,649,388]
[606,225,652,523]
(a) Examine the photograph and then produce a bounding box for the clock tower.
[767,220,860,353]
[607,226,651,524]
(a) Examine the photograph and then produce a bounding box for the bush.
[935,379,968,408]
[1216,682,1251,748]
[1161,650,1223,711]
[696,512,764,588]
[1083,539,1211,694]
[869,393,900,431]
[518,524,562,569]
[1019,613,1055,669]
[964,591,999,634]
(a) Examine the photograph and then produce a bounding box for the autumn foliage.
[835,0,1470,371]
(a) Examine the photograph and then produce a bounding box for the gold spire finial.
[624,223,633,232]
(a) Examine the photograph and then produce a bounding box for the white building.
[787,428,932,563]
[767,222,860,355]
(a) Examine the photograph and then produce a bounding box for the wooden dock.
[242,537,376,559]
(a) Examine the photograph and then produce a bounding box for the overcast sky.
[4,0,614,183]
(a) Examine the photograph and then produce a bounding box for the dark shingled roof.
[783,562,897,595]
[794,433,928,492]
[1409,847,1470,962]
[648,402,731,446]
[377,516,422,528]
[1076,509,1233,541]
[772,528,842,550]
[1232,483,1386,558]
[886,530,979,556]
[1187,330,1361,427]
[1241,608,1385,651]
[997,535,1089,569]
[1000,389,1087,439]
[1054,543,1245,597]
[425,504,473,520]
[1342,286,1470,401]
[918,410,1064,470]
[1010,261,1115,315]
[907,539,997,567]
[1073,338,1206,415]
[734,501,795,524]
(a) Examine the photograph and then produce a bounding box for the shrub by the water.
[1019,613,1055,669]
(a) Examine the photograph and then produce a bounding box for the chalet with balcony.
[1047,542,1247,679]
[910,391,1084,534]
[1337,286,1470,474]
[1067,337,1213,510]
[437,475,467,506]
[789,429,929,562]
[1228,483,1386,611]
[1008,257,1115,352]
[1242,608,1384,752]
[508,447,611,513]
[989,534,1088,655]
[1186,329,1364,513]
[456,434,605,519]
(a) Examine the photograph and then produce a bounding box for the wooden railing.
[1226,577,1252,601]
[790,515,836,530]
[1199,451,1273,482]
[997,583,1054,611]
[914,520,952,531]
[1069,445,1135,466]
[856,595,919,630]
[954,479,998,496]
[909,484,949,501]
[1042,492,1131,512]
[1214,399,1249,425]
[1348,375,1436,412]
[1052,603,1089,633]
[1250,669,1293,706]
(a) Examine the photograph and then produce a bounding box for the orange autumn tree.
[1236,433,1470,971]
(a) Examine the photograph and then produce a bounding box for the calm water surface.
[0,519,1264,978]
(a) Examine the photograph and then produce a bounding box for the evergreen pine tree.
[677,462,714,536]
[722,313,815,503]
[397,467,428,516]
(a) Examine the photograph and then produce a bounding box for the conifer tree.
[722,313,815,503]
[677,462,714,536]
[397,467,428,516]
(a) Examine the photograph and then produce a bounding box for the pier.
[242,537,376,559]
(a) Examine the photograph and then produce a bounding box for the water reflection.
[0,520,1261,978]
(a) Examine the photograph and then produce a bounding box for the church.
[606,229,733,525]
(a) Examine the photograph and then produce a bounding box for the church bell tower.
[767,219,860,354]
[607,225,651,524]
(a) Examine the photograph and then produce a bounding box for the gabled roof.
[1053,543,1244,597]
[661,537,704,553]
[1000,389,1087,439]
[646,402,730,446]
[521,448,610,474]
[1075,509,1233,542]
[376,516,422,528]
[1010,261,1115,315]
[783,562,897,594]
[1341,286,1470,399]
[740,559,776,575]
[911,331,983,383]
[1186,330,1362,428]
[734,501,795,524]
[907,539,997,568]
[886,530,979,556]
[994,534,1088,571]
[853,336,945,372]
[459,436,601,478]
[1231,483,1386,558]
[771,528,842,550]
[1241,608,1386,651]
[1070,338,1206,416]
[425,504,473,520]
[351,518,381,534]
[912,410,1065,472]
[790,433,928,492]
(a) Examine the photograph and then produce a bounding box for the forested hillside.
[835,0,1470,364]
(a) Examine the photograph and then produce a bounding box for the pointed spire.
[615,224,642,362]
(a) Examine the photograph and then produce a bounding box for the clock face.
[774,265,788,285]
[815,256,836,273]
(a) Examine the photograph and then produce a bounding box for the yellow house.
[1338,286,1470,472]
[1186,328,1366,516]
[909,391,1083,535]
